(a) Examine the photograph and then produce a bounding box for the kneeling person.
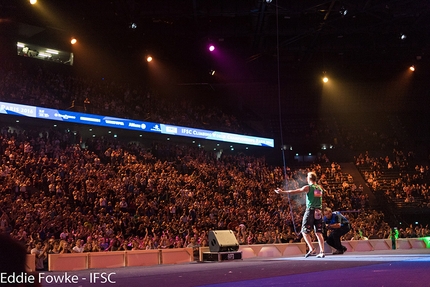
[323,207,351,254]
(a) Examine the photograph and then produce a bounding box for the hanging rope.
[274,0,300,236]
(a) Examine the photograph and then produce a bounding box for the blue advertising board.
[0,101,274,147]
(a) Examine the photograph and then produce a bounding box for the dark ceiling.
[2,0,430,79]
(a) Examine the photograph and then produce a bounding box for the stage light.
[209,45,215,52]
[71,38,77,45]
[209,69,215,76]
[146,56,153,62]
[400,34,407,40]
[30,0,37,5]
[322,71,328,83]
[409,65,415,71]
[340,6,348,16]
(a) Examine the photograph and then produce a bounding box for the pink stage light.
[209,45,215,52]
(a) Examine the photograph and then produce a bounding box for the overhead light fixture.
[409,65,415,71]
[71,38,77,45]
[322,71,328,83]
[146,56,153,62]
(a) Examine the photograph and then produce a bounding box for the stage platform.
[41,249,430,287]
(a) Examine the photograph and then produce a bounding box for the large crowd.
[0,57,247,136]
[355,150,430,208]
[1,124,426,261]
[1,56,430,272]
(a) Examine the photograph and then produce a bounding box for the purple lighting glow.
[209,45,215,52]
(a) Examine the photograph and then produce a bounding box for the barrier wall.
[36,239,428,272]
[160,248,193,265]
[238,246,259,259]
[311,242,333,254]
[342,241,353,252]
[47,249,193,271]
[26,254,36,272]
[238,243,306,258]
[349,240,373,252]
[88,252,125,269]
[408,238,427,249]
[396,238,412,249]
[368,239,391,251]
[126,250,160,267]
[282,242,307,256]
[256,245,282,258]
[48,253,88,271]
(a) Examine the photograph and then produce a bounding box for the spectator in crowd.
[30,240,48,271]
[49,240,61,254]
[72,239,84,253]
[187,236,200,261]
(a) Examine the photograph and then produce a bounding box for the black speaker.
[208,230,239,252]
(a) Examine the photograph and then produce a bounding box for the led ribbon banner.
[0,101,274,147]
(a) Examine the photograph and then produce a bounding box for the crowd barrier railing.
[88,252,126,269]
[48,253,88,271]
[126,249,160,267]
[26,254,36,272]
[45,248,194,271]
[24,239,428,272]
